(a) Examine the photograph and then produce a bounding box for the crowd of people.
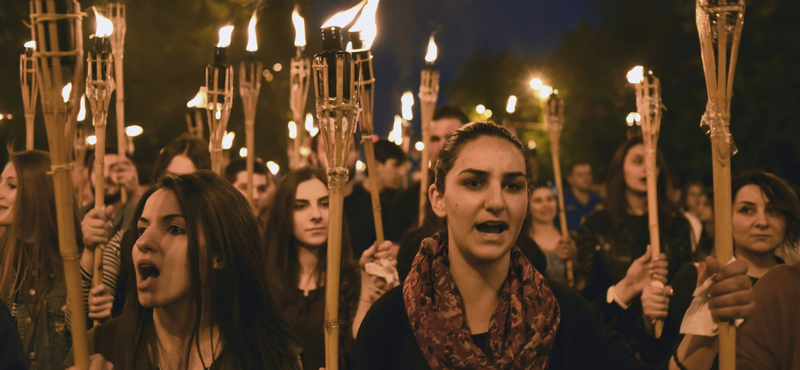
[0,105,798,370]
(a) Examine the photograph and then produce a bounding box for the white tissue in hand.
[680,257,745,337]
[365,259,399,286]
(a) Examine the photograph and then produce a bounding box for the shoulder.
[756,262,800,294]
[358,286,407,338]
[590,192,604,203]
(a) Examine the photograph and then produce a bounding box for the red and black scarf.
[404,233,561,370]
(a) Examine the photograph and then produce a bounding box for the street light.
[539,85,553,99]
[529,78,543,90]
[506,95,517,114]
[476,104,486,114]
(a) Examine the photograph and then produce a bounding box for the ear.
[428,183,447,218]
[213,257,225,270]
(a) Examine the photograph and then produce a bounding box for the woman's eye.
[505,182,525,191]
[137,227,146,236]
[8,183,16,190]
[738,206,753,214]
[464,180,483,188]
[321,201,330,208]
[167,225,186,235]
[294,203,307,210]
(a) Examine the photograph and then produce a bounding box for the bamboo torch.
[21,41,39,151]
[417,35,439,227]
[696,1,745,368]
[30,0,89,366]
[627,66,666,338]
[350,0,385,244]
[314,9,361,370]
[74,96,87,207]
[240,10,263,205]
[185,88,207,139]
[106,2,127,204]
[290,5,311,170]
[206,26,235,175]
[543,92,575,288]
[87,7,116,328]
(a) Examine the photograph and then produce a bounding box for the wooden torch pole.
[290,47,311,171]
[20,46,39,151]
[87,6,117,328]
[696,1,745,368]
[629,67,665,338]
[313,27,360,370]
[31,0,90,366]
[240,14,263,205]
[418,36,439,227]
[353,43,385,244]
[107,2,127,204]
[205,28,234,175]
[544,94,574,288]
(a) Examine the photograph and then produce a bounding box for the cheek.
[770,217,786,238]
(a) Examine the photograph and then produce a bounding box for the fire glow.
[217,26,234,48]
[425,35,438,63]
[246,11,258,52]
[93,7,114,38]
[292,5,306,48]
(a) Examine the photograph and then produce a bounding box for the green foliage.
[444,0,800,186]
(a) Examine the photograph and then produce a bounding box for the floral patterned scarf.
[404,233,560,370]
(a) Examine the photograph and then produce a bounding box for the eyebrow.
[138,214,185,224]
[458,169,526,179]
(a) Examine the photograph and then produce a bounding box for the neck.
[625,189,648,216]
[531,219,559,236]
[447,236,509,334]
[152,299,218,370]
[572,187,591,205]
[735,246,778,279]
[297,244,321,293]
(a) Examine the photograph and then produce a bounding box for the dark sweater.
[357,281,666,370]
[0,303,26,370]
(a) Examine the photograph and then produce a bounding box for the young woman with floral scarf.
[356,122,756,370]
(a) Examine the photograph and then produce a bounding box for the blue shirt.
[556,188,603,231]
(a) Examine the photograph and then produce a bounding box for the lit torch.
[20,40,38,150]
[417,34,439,226]
[313,4,363,369]
[206,25,235,174]
[185,87,207,139]
[349,0,385,244]
[240,9,263,204]
[290,5,311,169]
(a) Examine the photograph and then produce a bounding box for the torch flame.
[24,41,36,50]
[222,131,235,150]
[305,113,314,132]
[266,161,280,175]
[350,0,380,49]
[239,147,248,157]
[321,0,366,28]
[538,85,553,99]
[62,83,72,103]
[401,91,414,120]
[292,5,306,48]
[506,95,517,114]
[246,11,258,52]
[77,95,87,121]
[424,35,438,63]
[217,25,234,48]
[187,90,204,108]
[92,7,114,38]
[627,66,644,84]
[389,115,403,145]
[288,121,297,139]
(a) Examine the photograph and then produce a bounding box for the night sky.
[308,0,597,135]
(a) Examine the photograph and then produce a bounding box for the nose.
[754,208,769,229]
[310,204,323,222]
[135,228,157,254]
[485,182,506,215]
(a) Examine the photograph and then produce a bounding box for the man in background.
[561,161,604,231]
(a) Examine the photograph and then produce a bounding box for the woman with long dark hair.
[571,138,694,363]
[526,183,577,286]
[0,150,82,369]
[67,171,300,369]
[356,122,754,370]
[264,167,395,370]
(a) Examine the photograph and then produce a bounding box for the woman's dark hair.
[433,121,535,194]
[0,150,82,305]
[116,171,299,370]
[264,167,356,306]
[732,169,800,250]
[603,138,676,246]
[150,134,211,182]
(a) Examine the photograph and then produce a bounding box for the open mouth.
[138,263,161,282]
[476,221,508,234]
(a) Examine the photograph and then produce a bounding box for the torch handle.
[245,121,255,204]
[549,140,574,288]
[92,123,106,327]
[324,176,346,370]
[712,131,736,369]
[26,113,35,151]
[644,143,664,338]
[362,138,385,245]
